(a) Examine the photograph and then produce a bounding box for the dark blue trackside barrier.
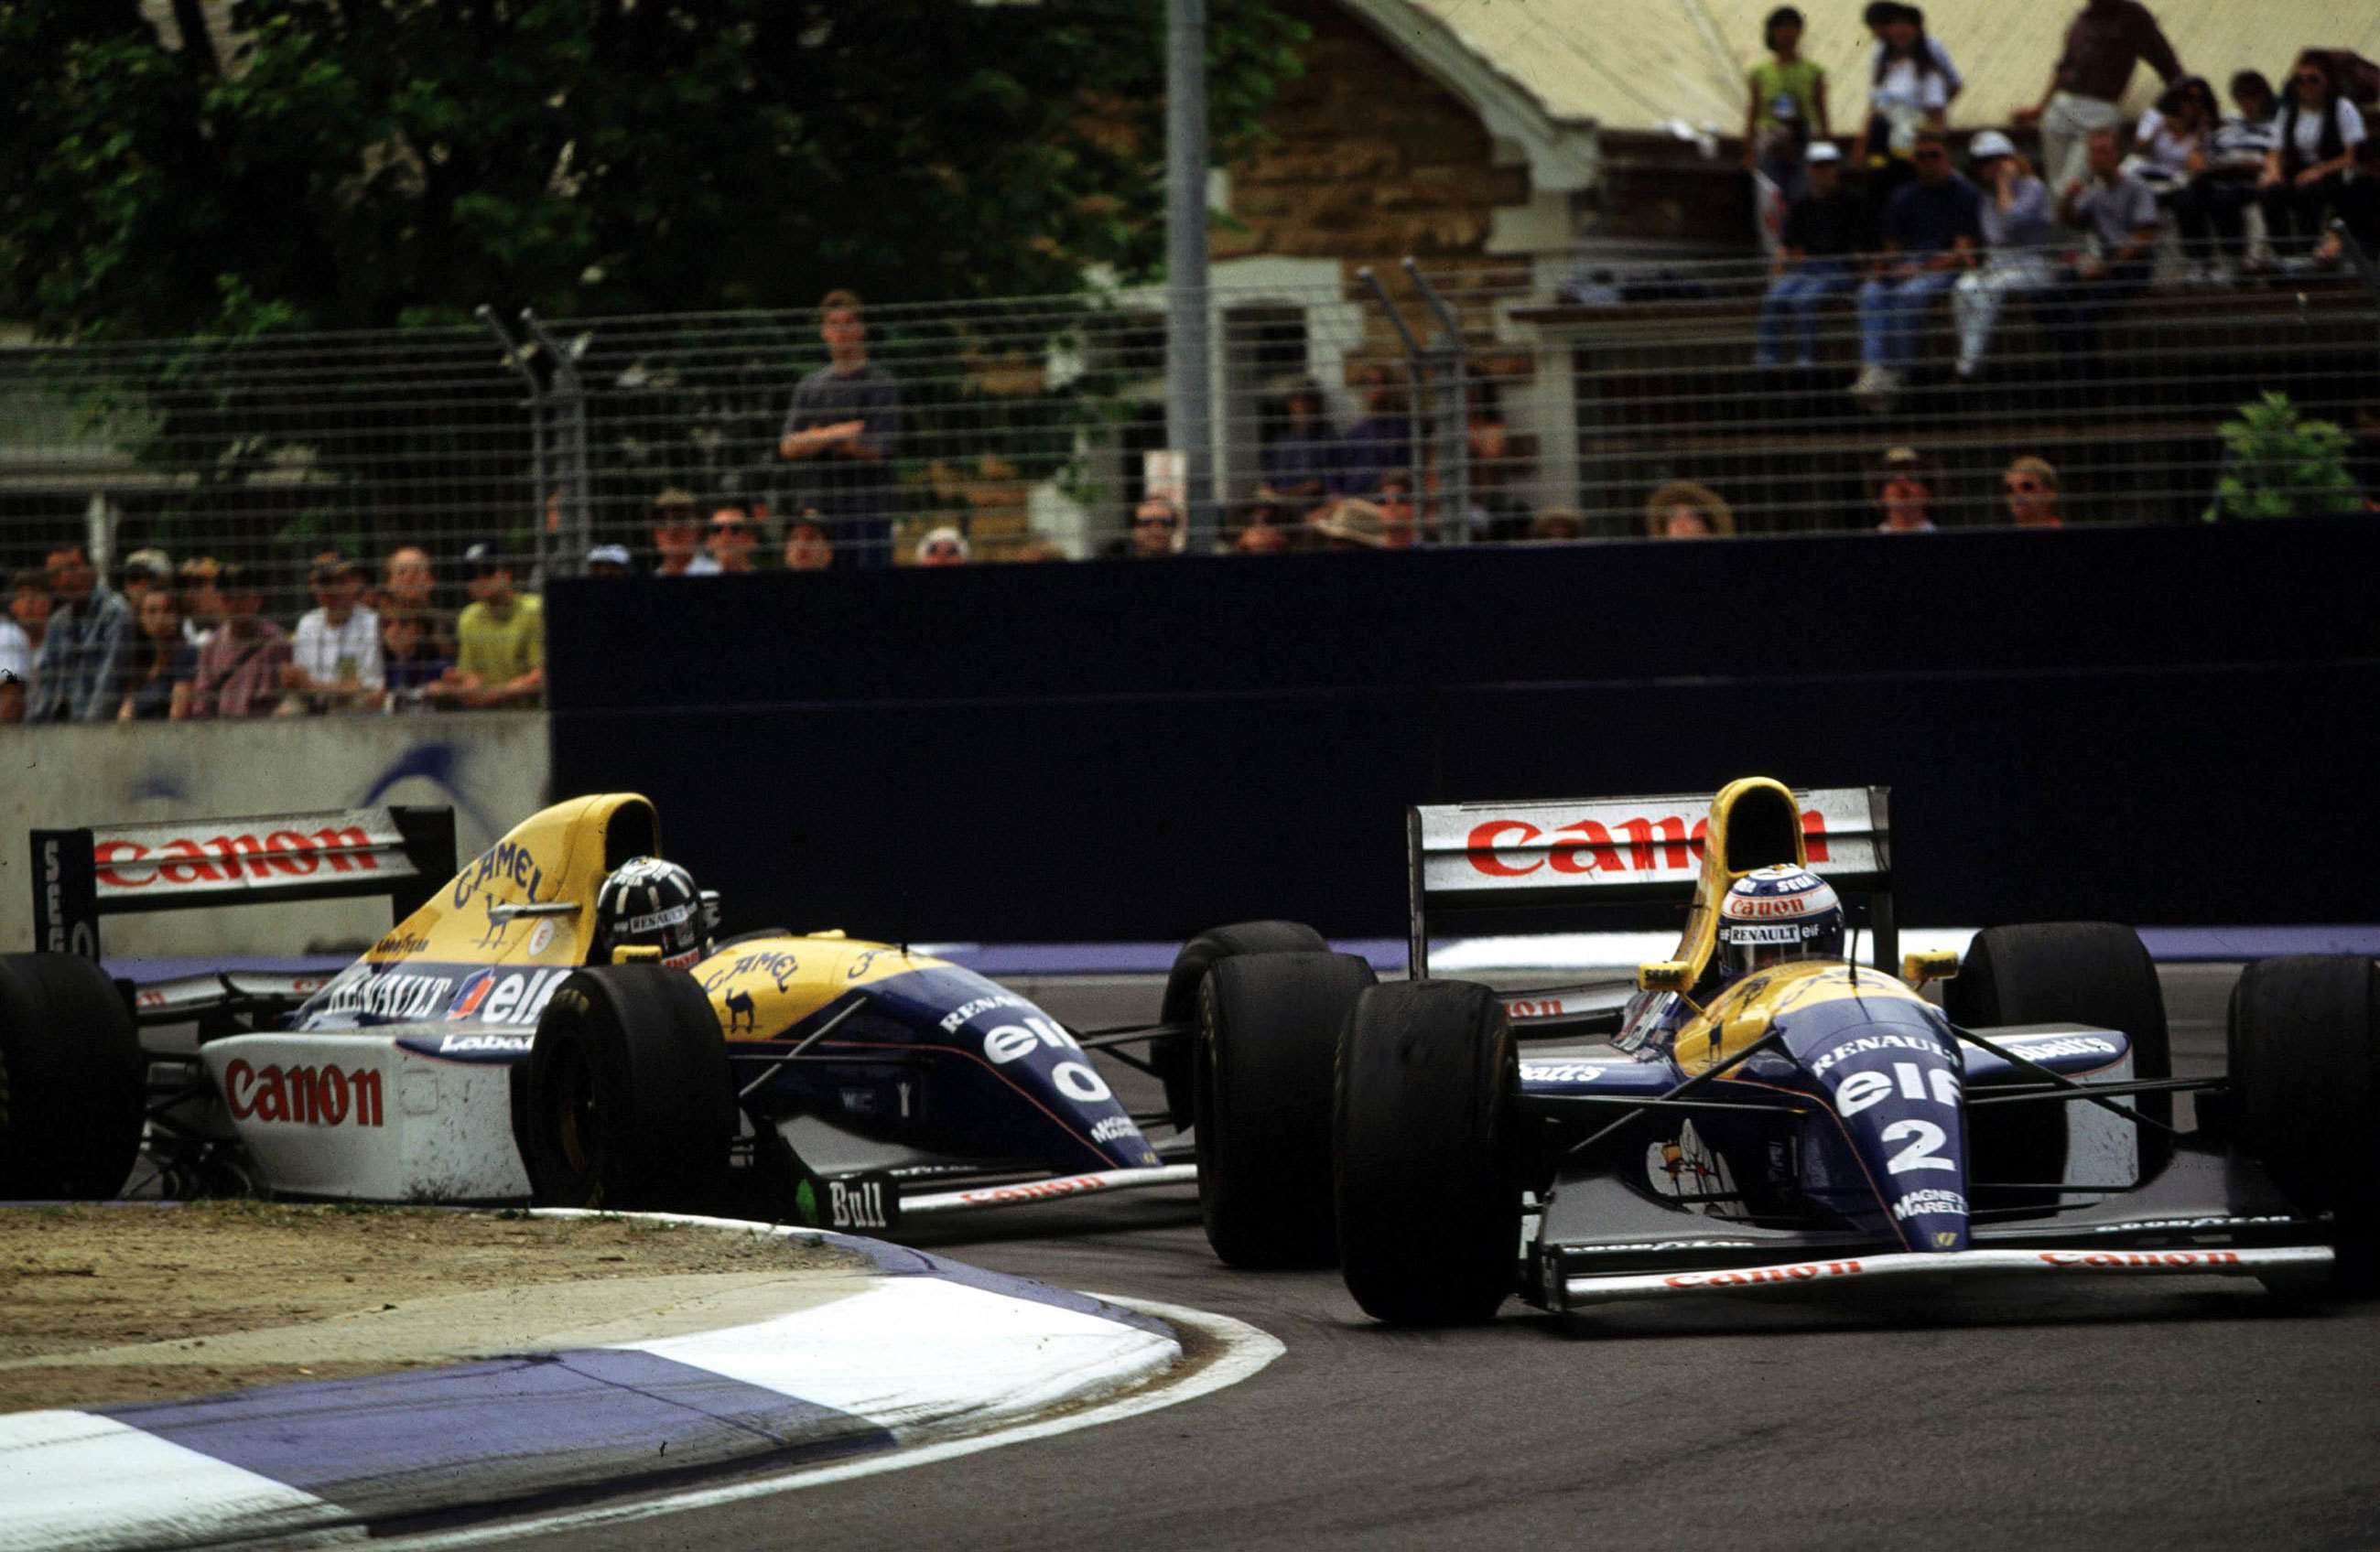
[547,517,2380,943]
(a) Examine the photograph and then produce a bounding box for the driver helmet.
[592,857,709,970]
[1715,865,1845,979]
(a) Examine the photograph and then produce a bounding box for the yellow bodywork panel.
[1671,776,1815,990]
[1671,960,1931,1077]
[368,793,659,973]
[690,933,951,1042]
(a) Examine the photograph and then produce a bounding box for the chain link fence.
[4,242,2375,718]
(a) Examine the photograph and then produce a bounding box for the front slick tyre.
[519,965,731,1213]
[2227,954,2380,1296]
[1195,949,1377,1268]
[1336,980,1518,1326]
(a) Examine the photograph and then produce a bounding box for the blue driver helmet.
[1715,865,1845,979]
[593,857,709,970]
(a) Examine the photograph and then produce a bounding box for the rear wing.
[1407,786,1893,977]
[30,807,457,960]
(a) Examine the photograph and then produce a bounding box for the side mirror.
[1638,960,1693,993]
[1902,950,1959,986]
[611,944,663,965]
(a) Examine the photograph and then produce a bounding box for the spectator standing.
[778,288,903,568]
[284,555,384,715]
[1756,143,1870,369]
[1855,5,1952,203]
[1745,7,1831,199]
[649,489,707,577]
[704,503,758,574]
[1259,379,1340,505]
[1644,481,1737,538]
[26,544,131,723]
[914,526,970,566]
[1871,446,1942,531]
[782,514,835,571]
[2186,71,2280,276]
[117,587,196,721]
[429,544,543,708]
[2002,456,2068,525]
[2011,0,2182,194]
[1863,4,1963,104]
[2042,128,2158,362]
[178,556,224,651]
[1951,130,2056,379]
[1104,497,1184,559]
[1331,367,1412,500]
[1853,130,1982,410]
[0,567,48,719]
[379,609,451,711]
[189,566,291,719]
[2258,51,2368,261]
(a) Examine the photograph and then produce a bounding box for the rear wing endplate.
[30,807,457,960]
[1408,786,1892,977]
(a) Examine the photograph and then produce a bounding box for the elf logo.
[447,967,571,1027]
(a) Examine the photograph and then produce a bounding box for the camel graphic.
[725,988,756,1031]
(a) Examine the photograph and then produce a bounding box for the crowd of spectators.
[1752,1,2378,410]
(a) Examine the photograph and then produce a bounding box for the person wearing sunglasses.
[701,502,758,575]
[2011,0,2183,195]
[2000,456,2066,527]
[1104,496,1183,560]
[1852,127,1980,413]
[2257,51,2368,263]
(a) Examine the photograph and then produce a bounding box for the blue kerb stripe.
[97,1347,893,1522]
[821,1231,1174,1342]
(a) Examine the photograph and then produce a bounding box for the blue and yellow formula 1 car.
[0,793,1330,1234]
[1190,777,2375,1323]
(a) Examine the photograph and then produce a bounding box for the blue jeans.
[1856,268,1959,369]
[1756,260,1856,367]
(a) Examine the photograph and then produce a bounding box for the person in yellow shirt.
[428,542,543,708]
[1745,6,1832,196]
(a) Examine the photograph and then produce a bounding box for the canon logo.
[226,1060,385,1127]
[95,825,381,891]
[1466,810,1834,878]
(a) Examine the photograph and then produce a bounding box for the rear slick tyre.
[2227,954,2379,1296]
[1336,980,1519,1326]
[1195,950,1377,1268]
[0,954,143,1201]
[519,965,732,1213]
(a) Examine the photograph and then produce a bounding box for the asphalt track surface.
[511,964,2380,1552]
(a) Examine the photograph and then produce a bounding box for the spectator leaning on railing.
[378,544,456,658]
[379,607,451,711]
[1757,142,1870,370]
[649,488,705,577]
[1951,130,2055,380]
[26,543,131,724]
[283,554,384,716]
[2002,456,2067,526]
[2011,0,2182,196]
[1855,4,1953,205]
[178,556,224,651]
[1853,127,1981,412]
[1106,497,1184,560]
[0,566,48,722]
[1871,446,1942,532]
[117,586,195,722]
[703,501,759,575]
[427,543,543,709]
[189,565,291,720]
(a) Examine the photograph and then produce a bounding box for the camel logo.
[725,989,757,1031]
[472,892,510,950]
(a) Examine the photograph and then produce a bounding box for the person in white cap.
[913,525,969,567]
[1950,129,2055,379]
[1756,140,1870,370]
[585,544,634,577]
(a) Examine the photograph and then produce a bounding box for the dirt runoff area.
[0,1203,866,1414]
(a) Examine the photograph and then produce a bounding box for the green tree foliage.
[0,0,1306,340]
[2202,392,2364,522]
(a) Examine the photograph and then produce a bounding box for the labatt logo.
[1466,809,1834,878]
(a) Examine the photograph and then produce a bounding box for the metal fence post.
[1403,259,1471,546]
[1165,0,1217,551]
[520,311,590,580]
[476,306,546,573]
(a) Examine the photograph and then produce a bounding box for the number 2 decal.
[1882,1119,1955,1173]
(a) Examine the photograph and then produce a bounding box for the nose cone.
[1800,1001,1970,1252]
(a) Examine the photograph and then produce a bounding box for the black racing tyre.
[1946,922,2173,1186]
[518,965,733,1212]
[1157,921,1328,1129]
[0,954,144,1201]
[1336,980,1519,1326]
[2227,954,2380,1295]
[1195,950,1377,1268]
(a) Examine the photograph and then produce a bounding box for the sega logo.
[447,968,571,1026]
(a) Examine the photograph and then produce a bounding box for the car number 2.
[1881,1119,1954,1173]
